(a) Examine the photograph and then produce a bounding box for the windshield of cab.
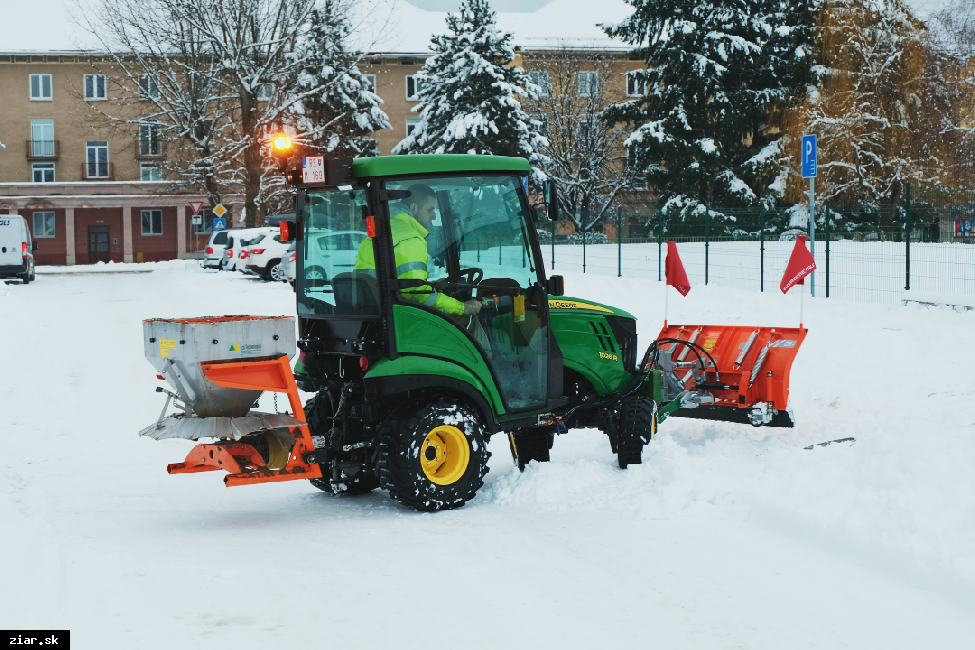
[384,174,540,290]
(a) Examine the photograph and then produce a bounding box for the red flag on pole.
[780,236,817,294]
[665,241,691,296]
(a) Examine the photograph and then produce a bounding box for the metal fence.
[538,185,975,305]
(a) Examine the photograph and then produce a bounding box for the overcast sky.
[0,0,953,52]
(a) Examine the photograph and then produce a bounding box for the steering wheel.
[431,267,483,298]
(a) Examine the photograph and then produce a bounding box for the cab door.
[387,174,550,412]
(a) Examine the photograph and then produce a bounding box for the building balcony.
[81,162,115,180]
[26,140,60,160]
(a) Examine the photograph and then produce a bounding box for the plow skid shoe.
[658,324,807,426]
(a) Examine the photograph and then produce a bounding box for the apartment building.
[0,52,227,265]
[359,49,647,155]
[0,0,648,263]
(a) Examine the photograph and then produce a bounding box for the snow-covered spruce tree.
[604,0,815,227]
[298,1,391,158]
[392,0,547,178]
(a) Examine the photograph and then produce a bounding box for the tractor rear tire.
[508,428,554,470]
[377,401,490,511]
[617,396,657,469]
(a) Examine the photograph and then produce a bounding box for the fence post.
[657,212,662,282]
[617,207,622,278]
[760,208,765,292]
[704,207,710,285]
[551,215,556,269]
[905,182,911,291]
[582,208,587,273]
[825,202,830,298]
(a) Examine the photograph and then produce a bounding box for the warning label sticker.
[702,339,718,352]
[159,339,178,358]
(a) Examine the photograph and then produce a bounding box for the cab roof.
[351,154,531,179]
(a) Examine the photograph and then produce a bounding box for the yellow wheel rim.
[420,425,471,485]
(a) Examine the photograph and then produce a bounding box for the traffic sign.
[303,156,325,184]
[188,200,204,215]
[191,215,202,226]
[801,135,817,178]
[212,218,227,231]
[212,204,227,218]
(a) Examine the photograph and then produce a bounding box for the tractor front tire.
[617,396,657,469]
[508,428,554,470]
[378,402,490,512]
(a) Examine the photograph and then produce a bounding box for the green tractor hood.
[547,296,636,320]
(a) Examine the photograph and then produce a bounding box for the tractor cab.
[288,155,565,422]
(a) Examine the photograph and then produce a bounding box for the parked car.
[221,228,268,271]
[243,231,291,281]
[203,229,231,269]
[303,229,368,284]
[0,214,37,284]
[281,240,297,290]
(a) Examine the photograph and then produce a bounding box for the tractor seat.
[332,272,380,314]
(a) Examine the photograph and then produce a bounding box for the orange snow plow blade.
[657,324,807,427]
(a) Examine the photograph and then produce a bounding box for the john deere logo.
[229,343,240,352]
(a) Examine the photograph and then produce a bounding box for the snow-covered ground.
[2,262,974,648]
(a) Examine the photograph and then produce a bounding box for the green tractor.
[273,153,806,511]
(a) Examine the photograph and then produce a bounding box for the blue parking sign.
[801,135,817,178]
[213,218,227,230]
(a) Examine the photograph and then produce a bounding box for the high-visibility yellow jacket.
[354,205,466,316]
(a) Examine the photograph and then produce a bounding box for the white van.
[0,214,37,284]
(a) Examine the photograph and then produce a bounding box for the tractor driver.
[354,183,482,317]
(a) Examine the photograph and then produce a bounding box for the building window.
[406,75,424,101]
[140,163,162,181]
[139,121,162,156]
[189,72,210,97]
[577,71,598,97]
[33,212,56,238]
[86,141,110,178]
[363,74,376,93]
[194,209,214,234]
[32,163,55,183]
[30,119,55,157]
[406,118,421,136]
[400,57,415,66]
[30,74,52,100]
[627,147,648,189]
[141,210,163,235]
[626,71,645,97]
[529,113,549,137]
[84,74,107,100]
[257,83,273,100]
[139,74,160,100]
[528,70,549,97]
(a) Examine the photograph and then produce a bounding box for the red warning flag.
[780,236,817,294]
[665,241,691,296]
